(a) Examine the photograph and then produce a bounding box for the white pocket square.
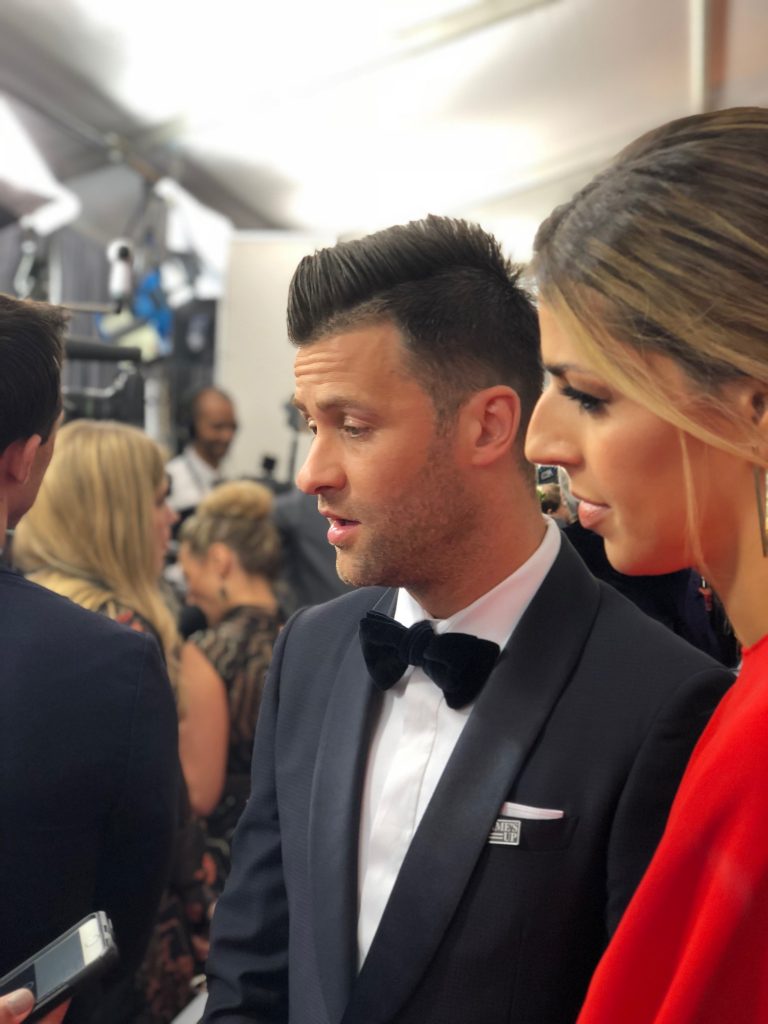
[499,801,564,821]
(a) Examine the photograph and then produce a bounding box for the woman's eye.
[561,384,607,414]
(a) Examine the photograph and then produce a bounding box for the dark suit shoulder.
[593,577,727,674]
[287,584,391,634]
[0,570,177,978]
[0,567,160,653]
[0,568,174,723]
[552,537,727,675]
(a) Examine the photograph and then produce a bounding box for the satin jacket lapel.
[309,588,397,1024]
[344,541,601,1023]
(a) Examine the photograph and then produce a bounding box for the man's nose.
[296,435,345,494]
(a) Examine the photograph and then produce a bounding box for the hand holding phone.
[0,989,69,1024]
[0,913,118,1024]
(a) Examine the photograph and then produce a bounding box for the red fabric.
[577,634,768,1024]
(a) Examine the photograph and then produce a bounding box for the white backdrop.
[215,231,333,486]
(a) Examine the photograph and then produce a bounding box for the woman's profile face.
[152,477,178,577]
[525,303,751,577]
[178,541,225,625]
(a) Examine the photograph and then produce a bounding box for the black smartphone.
[0,912,119,1021]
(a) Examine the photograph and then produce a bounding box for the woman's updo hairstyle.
[179,480,282,580]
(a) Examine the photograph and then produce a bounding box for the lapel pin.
[489,817,521,846]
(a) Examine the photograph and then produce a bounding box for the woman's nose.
[525,390,580,470]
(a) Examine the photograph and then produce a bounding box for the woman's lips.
[576,499,610,531]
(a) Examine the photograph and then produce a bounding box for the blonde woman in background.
[178,480,282,884]
[13,418,209,1024]
[13,418,179,675]
[526,106,768,1024]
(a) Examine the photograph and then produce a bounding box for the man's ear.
[461,386,521,467]
[0,435,42,486]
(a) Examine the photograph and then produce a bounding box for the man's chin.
[335,550,398,590]
[335,552,372,589]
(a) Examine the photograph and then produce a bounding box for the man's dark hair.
[287,215,541,435]
[0,293,66,455]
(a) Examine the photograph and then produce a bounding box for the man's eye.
[343,424,366,437]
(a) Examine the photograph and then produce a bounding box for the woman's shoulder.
[96,598,158,639]
[190,606,279,662]
[674,647,768,823]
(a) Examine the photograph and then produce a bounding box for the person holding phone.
[0,991,68,1024]
[0,295,178,1023]
[525,106,768,1023]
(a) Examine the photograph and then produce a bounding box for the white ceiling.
[0,0,766,259]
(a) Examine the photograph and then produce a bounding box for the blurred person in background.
[15,419,179,662]
[177,480,283,885]
[167,388,238,517]
[537,482,573,527]
[0,296,177,1024]
[526,106,768,1024]
[13,419,210,1024]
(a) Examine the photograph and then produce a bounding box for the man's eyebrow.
[291,394,371,414]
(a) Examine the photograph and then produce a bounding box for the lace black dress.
[188,604,281,882]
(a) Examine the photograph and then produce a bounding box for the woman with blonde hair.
[177,479,282,882]
[13,417,178,674]
[525,107,768,1023]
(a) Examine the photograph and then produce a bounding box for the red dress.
[577,634,768,1024]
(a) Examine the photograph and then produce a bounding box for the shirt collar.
[184,444,221,484]
[394,516,561,651]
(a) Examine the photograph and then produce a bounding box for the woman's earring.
[754,465,767,557]
[218,581,229,603]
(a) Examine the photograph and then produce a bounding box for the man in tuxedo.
[0,294,178,1018]
[204,217,733,1024]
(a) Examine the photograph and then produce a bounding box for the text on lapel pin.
[489,818,521,846]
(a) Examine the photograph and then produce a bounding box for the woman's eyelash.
[560,384,607,413]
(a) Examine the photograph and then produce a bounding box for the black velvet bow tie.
[359,610,500,710]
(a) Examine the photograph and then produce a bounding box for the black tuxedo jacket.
[204,540,733,1024]
[0,569,178,1005]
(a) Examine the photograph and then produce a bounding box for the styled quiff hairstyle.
[533,106,768,462]
[287,214,541,441]
[13,419,179,675]
[0,292,66,454]
[179,480,281,580]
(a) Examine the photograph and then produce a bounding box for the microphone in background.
[106,238,134,313]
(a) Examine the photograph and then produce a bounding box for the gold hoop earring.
[754,465,767,557]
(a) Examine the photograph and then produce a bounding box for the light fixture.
[0,94,80,233]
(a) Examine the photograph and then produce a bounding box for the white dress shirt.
[166,445,222,512]
[357,516,561,966]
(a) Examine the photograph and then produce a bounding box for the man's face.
[293,322,476,604]
[193,393,237,467]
